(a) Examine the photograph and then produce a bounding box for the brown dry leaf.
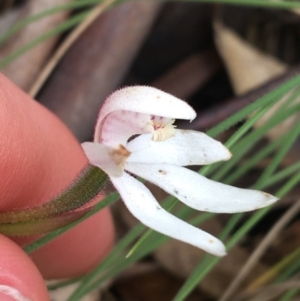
[38,1,161,141]
[0,0,15,14]
[47,274,113,301]
[114,262,207,301]
[0,0,73,91]
[214,21,300,143]
[214,21,286,95]
[152,49,222,99]
[263,220,300,264]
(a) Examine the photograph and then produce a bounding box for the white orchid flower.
[82,86,278,256]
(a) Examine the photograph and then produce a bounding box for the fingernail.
[0,285,32,301]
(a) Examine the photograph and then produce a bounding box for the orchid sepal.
[110,172,227,256]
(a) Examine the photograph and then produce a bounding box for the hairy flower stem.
[0,165,108,226]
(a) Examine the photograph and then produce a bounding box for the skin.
[0,74,115,300]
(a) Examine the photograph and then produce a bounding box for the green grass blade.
[212,99,300,182]
[0,0,103,46]
[68,210,214,301]
[174,169,300,301]
[255,121,300,189]
[225,102,275,149]
[275,248,300,283]
[264,160,300,188]
[207,78,300,138]
[173,99,300,300]
[224,136,284,184]
[278,289,299,301]
[0,10,90,69]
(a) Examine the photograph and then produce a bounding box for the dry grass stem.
[29,0,114,98]
[234,276,300,301]
[219,199,300,301]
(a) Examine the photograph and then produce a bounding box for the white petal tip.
[238,190,279,212]
[218,250,227,257]
[189,112,197,122]
[251,191,279,210]
[225,149,232,160]
[213,143,232,162]
[205,239,227,257]
[195,234,227,257]
[208,139,232,162]
[263,193,279,206]
[216,141,232,161]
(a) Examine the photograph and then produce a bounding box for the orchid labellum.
[82,86,278,256]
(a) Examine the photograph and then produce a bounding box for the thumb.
[0,235,49,301]
[0,73,114,279]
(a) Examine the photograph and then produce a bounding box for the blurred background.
[1,1,300,300]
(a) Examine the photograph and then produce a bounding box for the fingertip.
[0,73,88,209]
[0,235,49,301]
[0,73,115,278]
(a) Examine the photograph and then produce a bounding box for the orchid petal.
[127,130,231,166]
[110,172,226,256]
[81,142,126,176]
[125,163,278,213]
[95,86,196,141]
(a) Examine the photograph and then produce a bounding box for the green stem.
[0,208,89,236]
[0,165,108,223]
